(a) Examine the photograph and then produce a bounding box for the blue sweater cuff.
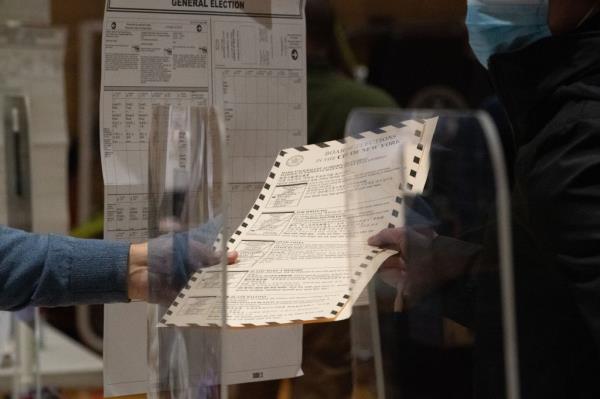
[41,236,131,306]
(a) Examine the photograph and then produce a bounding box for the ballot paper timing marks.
[162,117,438,327]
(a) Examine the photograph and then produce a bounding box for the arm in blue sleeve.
[0,226,130,311]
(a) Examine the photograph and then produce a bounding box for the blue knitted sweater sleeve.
[0,226,130,310]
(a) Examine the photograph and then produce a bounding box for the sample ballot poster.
[100,0,306,395]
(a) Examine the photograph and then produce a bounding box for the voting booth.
[345,109,518,399]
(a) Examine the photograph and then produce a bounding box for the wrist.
[128,243,149,301]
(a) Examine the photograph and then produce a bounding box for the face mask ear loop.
[576,3,600,29]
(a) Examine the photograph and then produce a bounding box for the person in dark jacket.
[486,2,600,397]
[370,0,600,397]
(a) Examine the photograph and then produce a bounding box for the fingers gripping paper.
[162,117,438,327]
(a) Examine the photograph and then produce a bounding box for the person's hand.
[128,242,149,302]
[127,241,237,302]
[368,226,436,311]
[369,225,479,312]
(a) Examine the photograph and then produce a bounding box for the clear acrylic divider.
[344,109,518,399]
[146,105,229,399]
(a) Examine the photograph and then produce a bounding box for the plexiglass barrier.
[142,106,517,399]
[344,109,518,399]
[145,104,305,399]
[147,105,229,399]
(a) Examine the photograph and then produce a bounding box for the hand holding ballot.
[368,226,437,312]
[369,223,483,313]
[128,223,238,304]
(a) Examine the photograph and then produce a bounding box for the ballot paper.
[0,26,69,235]
[100,0,307,394]
[162,117,438,328]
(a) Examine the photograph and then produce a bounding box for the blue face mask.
[466,0,552,68]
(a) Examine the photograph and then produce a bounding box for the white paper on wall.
[100,0,307,394]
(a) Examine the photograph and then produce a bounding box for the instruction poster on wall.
[99,0,306,395]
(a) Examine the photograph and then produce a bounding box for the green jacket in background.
[307,65,397,144]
